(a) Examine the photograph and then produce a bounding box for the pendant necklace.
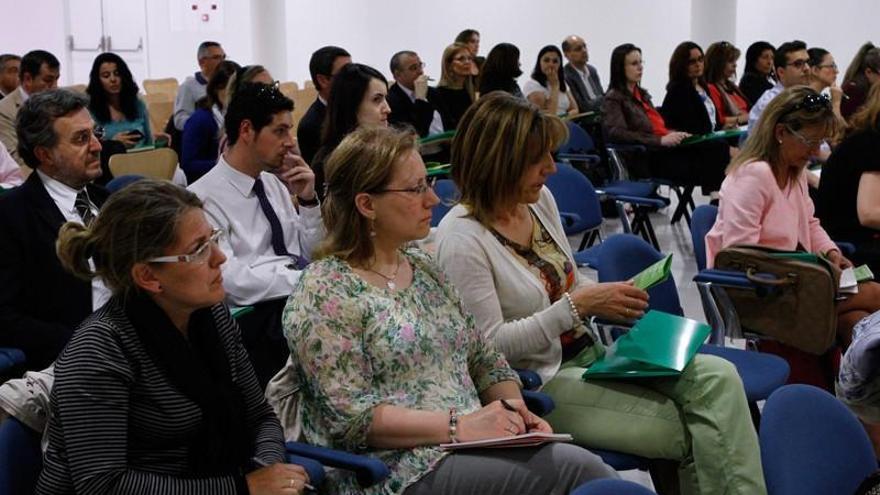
[366,253,402,290]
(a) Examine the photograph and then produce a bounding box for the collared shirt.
[748,82,784,133]
[573,64,597,100]
[188,155,324,306]
[34,169,111,311]
[398,83,445,135]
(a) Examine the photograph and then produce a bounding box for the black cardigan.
[661,81,719,135]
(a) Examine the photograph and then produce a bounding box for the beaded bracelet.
[448,407,459,443]
[563,292,582,323]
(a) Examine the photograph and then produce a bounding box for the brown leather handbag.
[714,245,841,355]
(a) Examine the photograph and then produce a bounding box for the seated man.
[173,41,225,131]
[297,46,351,163]
[562,35,605,113]
[189,83,322,387]
[387,50,443,137]
[0,54,21,99]
[0,50,60,168]
[0,89,109,370]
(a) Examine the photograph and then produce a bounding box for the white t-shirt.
[523,78,571,115]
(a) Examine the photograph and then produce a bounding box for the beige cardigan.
[435,187,591,384]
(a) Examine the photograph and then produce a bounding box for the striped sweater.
[36,296,285,494]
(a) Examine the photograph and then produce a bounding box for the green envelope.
[632,253,673,291]
[680,127,746,146]
[582,310,711,379]
[419,130,456,145]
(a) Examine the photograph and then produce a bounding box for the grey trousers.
[403,442,618,495]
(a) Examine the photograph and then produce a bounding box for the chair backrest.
[760,384,878,495]
[690,205,718,271]
[597,234,683,315]
[570,479,657,495]
[143,77,180,98]
[0,417,43,493]
[431,179,459,227]
[108,148,178,180]
[64,84,87,94]
[143,93,175,138]
[559,121,597,155]
[291,87,319,131]
[278,81,299,100]
[545,162,603,235]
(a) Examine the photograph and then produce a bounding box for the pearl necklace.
[365,253,402,290]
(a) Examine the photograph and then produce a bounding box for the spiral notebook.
[439,432,573,450]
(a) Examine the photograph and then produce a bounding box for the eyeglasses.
[148,229,224,264]
[785,126,826,148]
[785,58,809,69]
[374,177,437,196]
[688,55,705,65]
[816,63,838,70]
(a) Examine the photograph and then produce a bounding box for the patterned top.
[282,248,520,495]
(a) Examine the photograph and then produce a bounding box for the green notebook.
[582,310,711,379]
[425,162,451,177]
[681,128,746,146]
[855,264,875,283]
[419,130,456,145]
[632,253,673,291]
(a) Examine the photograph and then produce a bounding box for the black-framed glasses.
[816,63,838,70]
[407,62,426,71]
[785,58,809,69]
[147,229,224,264]
[374,177,437,196]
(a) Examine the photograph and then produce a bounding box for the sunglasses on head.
[781,93,830,118]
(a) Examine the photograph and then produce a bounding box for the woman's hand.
[457,400,528,441]
[153,131,172,147]
[660,131,690,147]
[570,282,649,321]
[544,66,559,89]
[246,463,310,495]
[111,131,140,148]
[826,249,853,270]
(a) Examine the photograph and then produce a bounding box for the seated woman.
[434,43,477,131]
[706,86,880,350]
[808,47,847,125]
[312,62,390,200]
[435,92,766,495]
[455,28,485,73]
[38,180,308,494]
[603,43,723,196]
[478,42,524,98]
[739,41,776,105]
[842,42,880,120]
[86,52,167,150]
[181,60,240,183]
[705,41,750,128]
[282,126,615,494]
[818,84,880,274]
[226,64,275,108]
[523,45,578,116]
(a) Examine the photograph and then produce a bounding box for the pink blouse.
[705,160,837,268]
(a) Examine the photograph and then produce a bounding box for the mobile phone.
[127,129,145,140]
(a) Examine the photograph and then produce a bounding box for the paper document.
[440,432,573,450]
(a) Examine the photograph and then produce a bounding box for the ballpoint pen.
[251,456,316,491]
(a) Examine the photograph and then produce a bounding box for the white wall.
[0,0,67,70]
[282,0,692,100]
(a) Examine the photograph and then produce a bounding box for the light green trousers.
[542,349,767,495]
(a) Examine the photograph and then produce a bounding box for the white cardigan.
[435,187,591,383]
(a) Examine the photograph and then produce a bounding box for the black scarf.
[125,293,249,475]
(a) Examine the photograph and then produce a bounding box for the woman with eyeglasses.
[181,60,240,183]
[281,125,616,494]
[706,86,880,352]
[603,43,725,196]
[705,41,750,128]
[842,43,880,120]
[434,43,477,131]
[808,47,846,125]
[435,92,766,495]
[739,41,776,105]
[312,63,390,200]
[523,45,578,116]
[38,180,310,495]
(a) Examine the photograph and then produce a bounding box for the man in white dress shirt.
[0,89,110,371]
[188,82,322,386]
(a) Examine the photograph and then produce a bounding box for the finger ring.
[289,478,296,488]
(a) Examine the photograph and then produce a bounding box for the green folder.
[230,306,255,319]
[419,130,456,145]
[425,162,451,177]
[767,252,821,264]
[681,128,746,146]
[632,253,673,291]
[855,264,875,283]
[582,310,711,379]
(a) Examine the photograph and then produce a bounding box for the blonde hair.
[225,64,269,108]
[316,126,419,264]
[848,82,880,135]
[450,92,568,226]
[439,43,475,101]
[729,85,840,184]
[56,180,203,295]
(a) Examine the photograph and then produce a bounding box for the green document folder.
[419,130,456,145]
[767,252,821,264]
[681,128,746,146]
[632,253,673,291]
[855,264,875,283]
[425,162,451,177]
[582,310,711,379]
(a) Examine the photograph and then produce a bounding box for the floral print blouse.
[282,248,520,495]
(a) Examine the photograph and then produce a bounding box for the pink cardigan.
[705,160,837,268]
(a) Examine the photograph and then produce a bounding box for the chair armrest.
[514,368,543,390]
[607,143,647,153]
[521,389,555,417]
[285,442,391,488]
[609,195,668,209]
[0,348,26,365]
[284,454,326,488]
[558,212,582,229]
[693,269,756,289]
[556,152,601,164]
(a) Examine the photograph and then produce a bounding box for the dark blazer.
[432,86,473,131]
[739,72,775,106]
[564,63,604,113]
[661,81,719,135]
[0,172,108,370]
[297,98,325,164]
[387,83,441,137]
[602,88,662,147]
